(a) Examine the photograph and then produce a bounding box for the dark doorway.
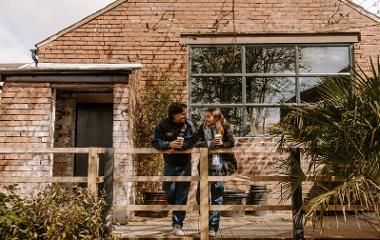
[74,103,113,184]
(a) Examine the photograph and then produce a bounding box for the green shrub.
[0,184,107,240]
[133,67,182,199]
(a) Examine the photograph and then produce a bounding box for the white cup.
[214,134,222,145]
[177,136,184,147]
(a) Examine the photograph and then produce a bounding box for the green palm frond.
[276,57,380,229]
[304,176,380,229]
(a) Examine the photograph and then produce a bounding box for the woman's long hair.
[203,107,226,136]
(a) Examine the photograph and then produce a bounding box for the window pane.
[299,46,350,73]
[246,46,296,73]
[299,77,321,103]
[191,77,242,104]
[245,107,280,136]
[191,107,243,136]
[299,75,352,103]
[246,77,295,104]
[191,46,241,73]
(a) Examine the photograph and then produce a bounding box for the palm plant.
[275,58,380,229]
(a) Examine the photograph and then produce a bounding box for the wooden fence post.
[103,148,114,236]
[200,147,209,240]
[88,147,99,197]
[291,147,304,240]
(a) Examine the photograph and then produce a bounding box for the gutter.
[0,63,143,83]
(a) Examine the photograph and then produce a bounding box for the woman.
[196,107,235,237]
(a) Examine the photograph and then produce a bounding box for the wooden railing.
[114,147,301,240]
[0,147,107,196]
[0,147,371,240]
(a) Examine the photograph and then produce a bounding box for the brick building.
[1,0,380,219]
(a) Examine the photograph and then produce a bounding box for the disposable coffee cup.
[177,136,184,147]
[214,134,222,145]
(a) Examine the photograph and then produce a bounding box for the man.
[152,102,196,236]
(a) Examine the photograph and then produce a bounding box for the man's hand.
[169,139,183,149]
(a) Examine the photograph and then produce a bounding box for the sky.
[0,0,379,64]
[0,0,115,63]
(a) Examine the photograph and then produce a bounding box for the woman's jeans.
[196,168,224,232]
[162,161,191,227]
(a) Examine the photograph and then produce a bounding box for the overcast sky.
[0,0,379,64]
[0,0,115,63]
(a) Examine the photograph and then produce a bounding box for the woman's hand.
[211,138,223,146]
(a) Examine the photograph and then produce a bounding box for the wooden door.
[74,103,113,182]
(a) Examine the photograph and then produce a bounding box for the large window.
[189,44,352,136]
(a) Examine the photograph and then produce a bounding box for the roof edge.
[35,0,127,48]
[343,0,380,23]
[0,63,143,76]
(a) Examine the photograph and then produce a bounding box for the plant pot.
[221,190,247,217]
[135,191,169,218]
[247,185,268,216]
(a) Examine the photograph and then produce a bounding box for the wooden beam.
[113,205,198,211]
[209,176,291,182]
[0,176,88,183]
[210,205,292,211]
[0,147,106,154]
[115,175,292,182]
[114,148,196,154]
[103,148,114,237]
[320,205,376,211]
[77,93,113,103]
[199,148,209,240]
[113,147,286,154]
[114,176,198,182]
[0,147,291,155]
[88,148,99,196]
[0,176,103,183]
[97,176,104,183]
[305,176,345,182]
[51,83,114,89]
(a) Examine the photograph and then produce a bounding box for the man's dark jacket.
[152,118,196,166]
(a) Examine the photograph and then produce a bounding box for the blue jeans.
[162,161,191,227]
[196,168,224,232]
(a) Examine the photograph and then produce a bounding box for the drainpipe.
[30,48,39,67]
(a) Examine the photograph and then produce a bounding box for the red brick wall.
[53,92,76,176]
[0,83,53,194]
[113,83,135,208]
[37,0,380,82]
[0,83,52,148]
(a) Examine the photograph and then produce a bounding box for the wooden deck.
[114,212,380,239]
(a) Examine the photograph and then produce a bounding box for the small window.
[191,46,241,73]
[246,46,296,73]
[191,76,242,104]
[298,46,350,73]
[246,77,296,104]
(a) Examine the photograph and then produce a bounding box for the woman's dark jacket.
[196,123,235,169]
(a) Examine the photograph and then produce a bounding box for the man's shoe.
[209,230,216,237]
[173,224,185,236]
